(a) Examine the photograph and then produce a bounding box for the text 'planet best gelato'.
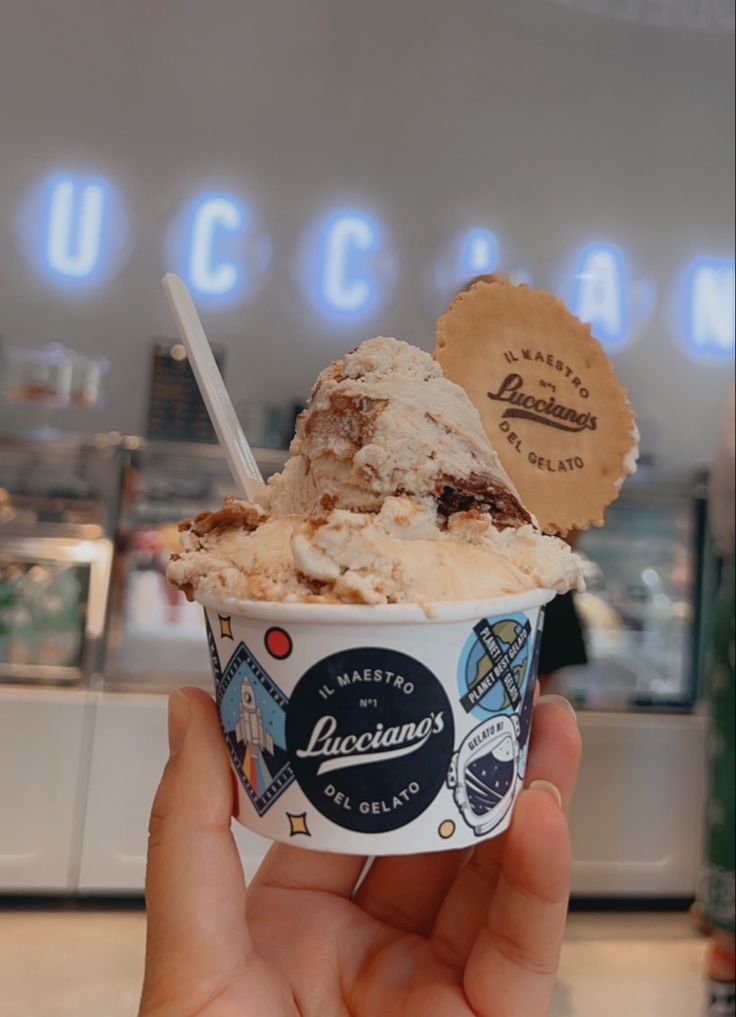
[167,336,584,606]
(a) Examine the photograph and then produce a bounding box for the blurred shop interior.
[0,1,734,1012]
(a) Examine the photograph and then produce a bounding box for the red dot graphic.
[265,627,292,660]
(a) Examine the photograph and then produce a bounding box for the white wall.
[0,0,733,476]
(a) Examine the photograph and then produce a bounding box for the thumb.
[141,688,252,1011]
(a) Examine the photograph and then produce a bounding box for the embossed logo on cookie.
[487,372,598,434]
[286,648,455,834]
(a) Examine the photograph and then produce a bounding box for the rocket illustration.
[236,680,274,759]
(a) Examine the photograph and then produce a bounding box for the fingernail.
[538,694,578,725]
[168,689,191,756]
[529,779,563,809]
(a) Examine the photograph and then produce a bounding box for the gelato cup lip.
[195,587,556,625]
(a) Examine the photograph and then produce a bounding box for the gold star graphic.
[218,615,233,640]
[287,812,311,837]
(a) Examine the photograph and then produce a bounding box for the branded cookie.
[435,280,638,534]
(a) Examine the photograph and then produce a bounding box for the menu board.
[146,340,224,443]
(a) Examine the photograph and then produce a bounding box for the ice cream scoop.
[266,337,532,527]
[167,337,583,607]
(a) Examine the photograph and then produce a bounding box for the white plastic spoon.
[162,273,268,505]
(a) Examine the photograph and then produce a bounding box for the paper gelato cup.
[197,588,554,855]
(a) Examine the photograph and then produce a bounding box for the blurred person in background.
[699,385,735,1017]
[537,530,587,687]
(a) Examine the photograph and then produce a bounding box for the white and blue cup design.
[199,590,553,855]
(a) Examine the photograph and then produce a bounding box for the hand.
[140,688,581,1017]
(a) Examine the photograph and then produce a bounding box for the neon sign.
[681,257,735,359]
[29,173,127,286]
[319,210,381,317]
[187,195,245,296]
[460,227,498,278]
[431,227,499,304]
[298,208,394,323]
[323,212,377,312]
[166,191,271,305]
[571,243,630,352]
[18,172,736,364]
[508,267,534,286]
[46,176,106,278]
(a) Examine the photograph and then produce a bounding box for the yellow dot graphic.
[438,820,456,839]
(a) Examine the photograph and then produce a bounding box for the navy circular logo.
[286,647,454,834]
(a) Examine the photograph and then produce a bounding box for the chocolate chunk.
[436,473,532,527]
[190,498,265,537]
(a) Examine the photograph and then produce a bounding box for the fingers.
[352,697,580,939]
[251,843,367,899]
[463,785,571,1017]
[524,695,582,814]
[430,833,511,972]
[141,688,251,1010]
[430,695,580,967]
[353,848,472,936]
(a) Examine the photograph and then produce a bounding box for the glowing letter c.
[323,214,377,313]
[188,197,244,295]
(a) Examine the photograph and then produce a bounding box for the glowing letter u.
[46,177,106,278]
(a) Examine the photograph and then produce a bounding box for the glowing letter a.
[572,244,629,351]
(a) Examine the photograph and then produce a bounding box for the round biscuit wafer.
[435,280,638,534]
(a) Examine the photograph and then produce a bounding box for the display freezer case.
[0,433,117,889]
[0,431,281,891]
[550,475,706,712]
[0,430,121,533]
[88,449,712,896]
[79,437,284,889]
[550,474,711,897]
[0,432,118,686]
[103,437,286,692]
[0,533,113,685]
[0,430,712,895]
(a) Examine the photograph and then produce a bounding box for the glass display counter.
[549,475,706,711]
[0,430,707,708]
[0,430,711,896]
[103,437,286,692]
[0,432,118,686]
[0,430,120,531]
